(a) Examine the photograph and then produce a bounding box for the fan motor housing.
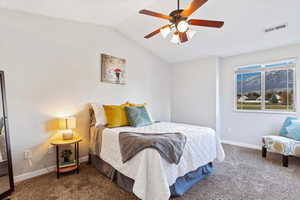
[169,9,187,24]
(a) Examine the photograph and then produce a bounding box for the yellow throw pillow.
[103,103,130,128]
[127,102,146,107]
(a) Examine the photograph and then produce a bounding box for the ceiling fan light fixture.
[160,26,171,38]
[171,33,180,44]
[139,0,224,43]
[177,20,189,33]
[187,29,196,39]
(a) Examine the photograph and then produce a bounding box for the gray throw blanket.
[119,132,186,164]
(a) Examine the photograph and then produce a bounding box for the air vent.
[264,23,288,33]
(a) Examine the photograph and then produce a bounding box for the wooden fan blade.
[139,9,172,20]
[180,0,208,17]
[144,25,170,39]
[188,19,224,28]
[179,32,188,43]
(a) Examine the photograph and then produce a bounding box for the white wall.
[2,8,298,180]
[220,44,300,147]
[171,57,219,131]
[170,44,300,148]
[0,9,171,176]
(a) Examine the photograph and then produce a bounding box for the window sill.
[233,109,296,115]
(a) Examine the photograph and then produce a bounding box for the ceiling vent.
[264,23,288,33]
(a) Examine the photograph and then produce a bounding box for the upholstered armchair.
[262,135,300,167]
[262,117,300,167]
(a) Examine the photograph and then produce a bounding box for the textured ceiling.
[1,0,300,63]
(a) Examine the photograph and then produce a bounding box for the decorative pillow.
[286,120,300,141]
[91,103,107,126]
[103,103,130,128]
[126,102,154,122]
[125,106,153,127]
[279,117,298,137]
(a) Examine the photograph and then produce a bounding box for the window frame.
[233,58,297,114]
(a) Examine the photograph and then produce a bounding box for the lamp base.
[62,132,74,140]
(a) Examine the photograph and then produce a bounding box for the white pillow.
[91,103,107,126]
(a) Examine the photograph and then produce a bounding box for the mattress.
[91,122,225,200]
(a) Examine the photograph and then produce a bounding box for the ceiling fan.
[139,0,224,44]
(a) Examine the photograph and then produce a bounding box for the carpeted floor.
[0,175,10,194]
[9,144,300,200]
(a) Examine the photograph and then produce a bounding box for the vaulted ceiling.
[1,0,299,63]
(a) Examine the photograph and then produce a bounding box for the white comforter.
[100,122,225,200]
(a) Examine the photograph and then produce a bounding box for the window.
[235,59,296,112]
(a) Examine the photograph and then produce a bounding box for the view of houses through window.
[235,59,296,112]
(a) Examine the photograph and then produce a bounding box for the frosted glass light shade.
[187,29,196,39]
[171,33,180,44]
[177,20,189,33]
[160,26,171,38]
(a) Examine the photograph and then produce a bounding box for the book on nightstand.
[59,160,76,169]
[59,160,77,173]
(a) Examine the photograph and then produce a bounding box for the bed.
[89,120,225,200]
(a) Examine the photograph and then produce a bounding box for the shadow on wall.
[74,104,91,157]
[16,104,92,176]
[45,104,90,149]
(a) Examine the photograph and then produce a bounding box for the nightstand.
[51,136,82,179]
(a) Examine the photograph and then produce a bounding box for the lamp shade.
[58,117,76,130]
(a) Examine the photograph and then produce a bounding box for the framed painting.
[101,54,126,85]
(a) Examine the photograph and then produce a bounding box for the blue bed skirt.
[170,162,213,196]
[91,154,213,197]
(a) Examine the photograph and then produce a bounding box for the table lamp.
[58,117,76,140]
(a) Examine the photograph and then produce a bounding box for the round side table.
[51,136,82,179]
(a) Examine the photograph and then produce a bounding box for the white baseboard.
[14,141,261,183]
[14,156,89,183]
[222,140,261,150]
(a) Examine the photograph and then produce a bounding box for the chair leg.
[282,155,288,167]
[262,146,267,158]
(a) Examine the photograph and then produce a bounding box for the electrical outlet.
[24,150,33,160]
[48,145,54,154]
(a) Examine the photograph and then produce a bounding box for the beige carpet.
[10,144,300,200]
